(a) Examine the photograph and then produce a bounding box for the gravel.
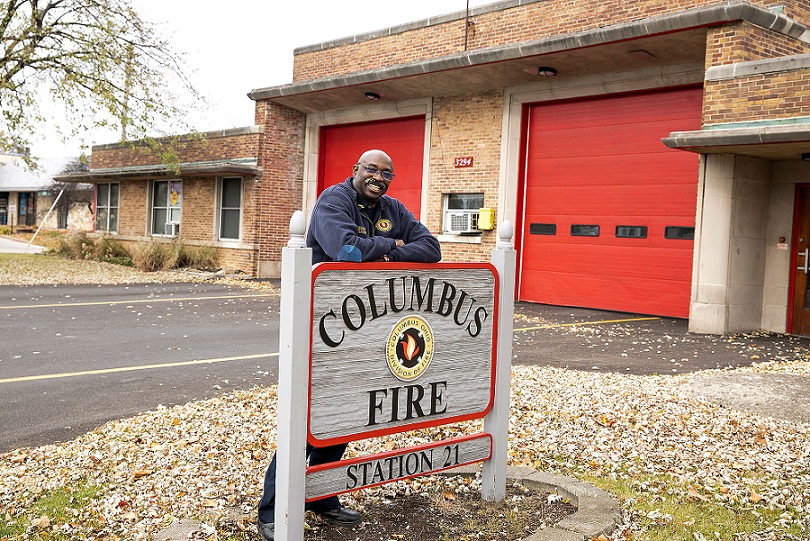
[1,254,808,540]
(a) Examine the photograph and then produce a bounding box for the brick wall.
[255,101,307,272]
[428,91,504,261]
[91,130,261,169]
[704,21,810,125]
[293,0,806,82]
[180,178,215,240]
[704,68,810,124]
[87,128,263,275]
[706,21,810,68]
[118,180,148,236]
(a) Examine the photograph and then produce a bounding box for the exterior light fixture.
[802,153,810,161]
[364,92,380,101]
[537,66,557,78]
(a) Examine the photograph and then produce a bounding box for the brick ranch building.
[61,0,810,336]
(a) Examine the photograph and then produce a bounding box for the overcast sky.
[32,0,492,157]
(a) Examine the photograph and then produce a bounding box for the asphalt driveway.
[0,281,280,452]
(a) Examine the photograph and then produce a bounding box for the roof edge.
[91,125,264,152]
[54,159,261,183]
[249,2,808,103]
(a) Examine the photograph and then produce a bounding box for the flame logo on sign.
[386,316,434,381]
[400,334,420,361]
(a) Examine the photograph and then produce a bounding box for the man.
[258,149,442,540]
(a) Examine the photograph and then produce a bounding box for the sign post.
[275,211,310,541]
[482,221,516,501]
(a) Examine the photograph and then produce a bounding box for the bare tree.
[0,0,200,165]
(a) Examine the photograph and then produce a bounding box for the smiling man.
[257,149,441,541]
[306,149,442,264]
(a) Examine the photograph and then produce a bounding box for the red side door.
[319,116,426,218]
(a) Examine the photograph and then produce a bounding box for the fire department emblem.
[386,315,434,381]
[375,218,392,232]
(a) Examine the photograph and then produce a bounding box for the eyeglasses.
[357,163,395,181]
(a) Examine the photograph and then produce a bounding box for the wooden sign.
[305,434,491,501]
[309,263,498,446]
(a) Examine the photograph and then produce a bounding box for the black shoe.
[257,520,275,541]
[317,507,362,526]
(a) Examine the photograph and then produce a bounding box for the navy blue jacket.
[307,178,442,264]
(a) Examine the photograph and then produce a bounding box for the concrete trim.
[663,122,810,150]
[706,53,810,81]
[440,464,621,541]
[249,2,808,102]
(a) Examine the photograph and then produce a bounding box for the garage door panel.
[522,244,693,277]
[524,271,691,316]
[524,185,699,216]
[520,87,702,318]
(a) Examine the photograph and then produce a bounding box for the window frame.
[150,179,182,237]
[218,176,243,241]
[442,192,484,234]
[95,182,120,233]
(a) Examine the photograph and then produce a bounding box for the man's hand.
[394,239,405,247]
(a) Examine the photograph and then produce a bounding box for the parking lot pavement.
[512,303,810,374]
[511,303,810,424]
[0,236,45,253]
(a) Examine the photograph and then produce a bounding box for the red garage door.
[519,87,702,318]
[319,116,426,218]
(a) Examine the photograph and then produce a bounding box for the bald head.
[352,149,395,204]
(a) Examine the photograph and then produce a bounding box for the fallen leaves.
[0,358,807,540]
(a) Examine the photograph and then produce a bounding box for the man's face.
[352,157,394,204]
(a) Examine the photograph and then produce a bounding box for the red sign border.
[307,262,499,446]
[304,433,492,502]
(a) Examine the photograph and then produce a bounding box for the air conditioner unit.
[444,211,479,234]
[164,222,179,237]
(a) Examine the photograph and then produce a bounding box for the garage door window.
[571,224,599,237]
[616,226,647,239]
[664,226,694,240]
[529,223,556,235]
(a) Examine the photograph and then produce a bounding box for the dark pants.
[258,442,347,523]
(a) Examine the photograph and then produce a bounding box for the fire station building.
[65,0,810,336]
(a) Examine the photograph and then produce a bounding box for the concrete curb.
[444,464,621,541]
[153,466,620,540]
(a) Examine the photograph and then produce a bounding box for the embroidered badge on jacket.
[357,225,367,235]
[376,218,393,233]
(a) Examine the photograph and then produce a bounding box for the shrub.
[131,240,181,272]
[92,234,131,264]
[178,243,219,270]
[0,225,11,235]
[59,231,95,259]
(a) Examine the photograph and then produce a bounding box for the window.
[219,177,242,240]
[616,225,647,238]
[152,180,182,236]
[665,226,695,240]
[443,193,484,234]
[571,224,600,237]
[96,183,119,232]
[530,223,556,235]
